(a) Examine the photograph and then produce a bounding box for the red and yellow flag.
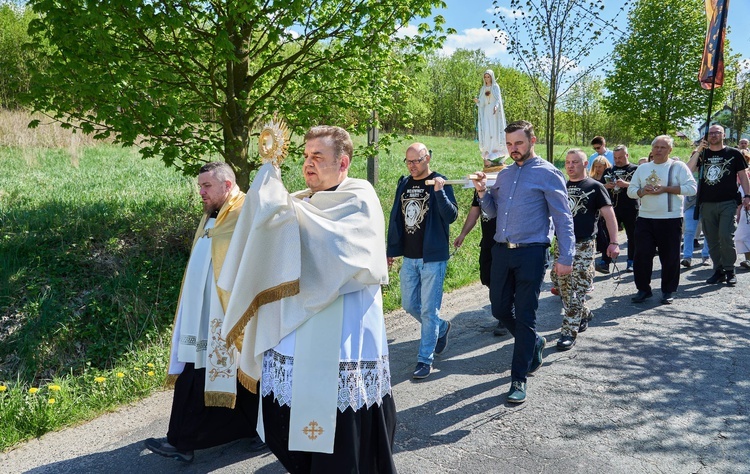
[699,0,730,90]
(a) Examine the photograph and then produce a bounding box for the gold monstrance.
[258,115,291,167]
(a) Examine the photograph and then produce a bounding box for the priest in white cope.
[144,162,264,464]
[219,125,397,473]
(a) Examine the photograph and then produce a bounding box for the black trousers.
[615,205,638,261]
[262,393,397,474]
[633,217,683,293]
[167,363,259,451]
[479,243,493,287]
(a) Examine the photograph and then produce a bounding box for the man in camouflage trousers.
[551,150,620,350]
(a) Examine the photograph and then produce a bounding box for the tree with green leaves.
[484,0,628,162]
[727,67,750,143]
[604,0,731,139]
[24,0,450,188]
[391,48,544,142]
[0,2,36,109]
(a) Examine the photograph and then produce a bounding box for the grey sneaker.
[144,437,194,463]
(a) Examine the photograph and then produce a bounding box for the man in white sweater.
[627,135,697,304]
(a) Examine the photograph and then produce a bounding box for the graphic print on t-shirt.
[704,156,734,185]
[401,187,429,234]
[567,187,596,217]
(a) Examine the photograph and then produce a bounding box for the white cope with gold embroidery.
[168,218,238,404]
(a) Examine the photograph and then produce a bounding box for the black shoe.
[556,335,576,351]
[631,290,653,303]
[660,292,674,304]
[595,260,610,274]
[248,435,268,452]
[412,362,431,379]
[528,335,546,374]
[706,270,725,284]
[493,320,508,336]
[726,271,737,286]
[578,317,589,333]
[434,321,451,355]
[144,438,194,463]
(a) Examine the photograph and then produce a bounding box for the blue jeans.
[400,258,449,365]
[489,244,546,384]
[683,206,709,259]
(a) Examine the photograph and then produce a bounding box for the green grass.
[0,136,695,450]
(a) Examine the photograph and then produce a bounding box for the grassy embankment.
[0,111,694,449]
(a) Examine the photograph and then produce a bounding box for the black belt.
[496,242,548,249]
[576,237,594,243]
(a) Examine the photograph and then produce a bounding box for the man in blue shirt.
[474,120,575,403]
[387,143,458,380]
[587,135,615,171]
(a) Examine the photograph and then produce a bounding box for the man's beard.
[511,149,532,163]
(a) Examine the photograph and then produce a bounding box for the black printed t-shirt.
[603,163,639,211]
[700,146,747,202]
[400,173,433,258]
[566,177,612,241]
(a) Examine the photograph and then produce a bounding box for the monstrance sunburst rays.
[258,115,291,167]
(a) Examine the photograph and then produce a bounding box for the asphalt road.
[3,246,749,473]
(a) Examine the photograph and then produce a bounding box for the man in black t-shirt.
[387,143,458,380]
[551,150,620,351]
[688,125,750,286]
[601,145,639,272]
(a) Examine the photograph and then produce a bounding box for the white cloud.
[490,6,525,19]
[441,27,509,58]
[394,23,420,39]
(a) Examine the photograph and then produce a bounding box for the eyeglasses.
[708,131,723,136]
[593,146,602,151]
[404,154,429,166]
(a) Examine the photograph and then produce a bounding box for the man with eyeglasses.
[587,136,615,171]
[687,124,750,286]
[387,143,458,380]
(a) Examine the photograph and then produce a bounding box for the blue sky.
[422,0,750,69]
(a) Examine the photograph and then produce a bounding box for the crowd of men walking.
[143,120,750,473]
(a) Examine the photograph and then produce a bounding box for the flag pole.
[695,0,730,220]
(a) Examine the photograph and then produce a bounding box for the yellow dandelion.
[134,367,141,372]
[147,371,155,377]
[48,398,56,404]
[0,385,7,392]
[94,376,106,383]
[116,372,125,378]
[146,363,155,368]
[49,384,61,392]
[28,387,39,394]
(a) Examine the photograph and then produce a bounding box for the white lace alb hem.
[261,350,392,412]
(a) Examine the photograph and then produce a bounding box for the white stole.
[288,295,344,453]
